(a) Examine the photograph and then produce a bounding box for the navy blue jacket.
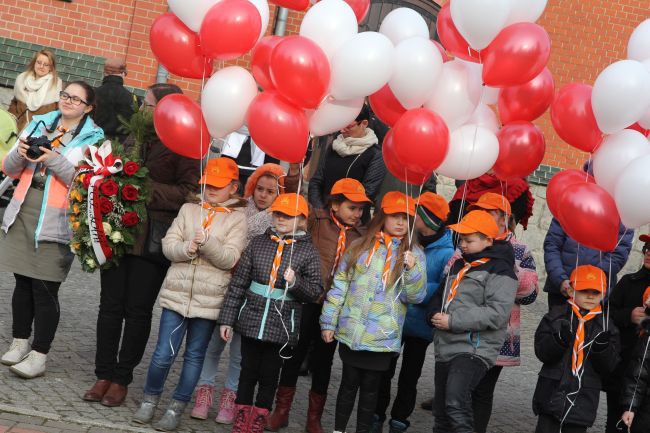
[542,218,633,295]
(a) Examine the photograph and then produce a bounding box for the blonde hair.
[26,49,58,88]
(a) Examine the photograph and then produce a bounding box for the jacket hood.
[462,239,515,269]
[30,110,104,148]
[265,226,312,243]
[423,229,452,250]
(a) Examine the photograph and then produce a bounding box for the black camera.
[25,135,53,160]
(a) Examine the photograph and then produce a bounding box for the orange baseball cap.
[570,265,607,293]
[643,286,650,306]
[381,191,415,216]
[331,178,371,203]
[417,192,450,221]
[269,193,309,218]
[448,210,500,239]
[468,192,512,216]
[199,157,239,188]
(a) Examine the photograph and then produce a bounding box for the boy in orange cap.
[426,210,518,433]
[533,265,620,433]
[268,179,370,433]
[218,193,323,433]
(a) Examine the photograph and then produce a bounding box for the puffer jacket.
[218,228,323,346]
[532,304,621,427]
[320,237,427,353]
[1,111,104,245]
[403,229,454,342]
[427,241,518,367]
[620,333,650,424]
[543,218,633,295]
[159,197,248,320]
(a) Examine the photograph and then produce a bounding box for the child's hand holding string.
[404,251,416,270]
[622,411,635,428]
[284,268,296,287]
[321,330,334,343]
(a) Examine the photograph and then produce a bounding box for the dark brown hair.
[149,83,183,103]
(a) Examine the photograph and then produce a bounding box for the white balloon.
[592,60,650,134]
[465,104,500,133]
[424,60,482,130]
[505,0,547,25]
[300,0,358,60]
[329,32,394,100]
[450,0,513,50]
[248,0,270,40]
[379,8,430,45]
[436,124,500,180]
[389,38,443,109]
[628,19,650,62]
[638,107,650,130]
[593,129,650,195]
[456,60,501,105]
[483,86,500,105]
[201,66,258,139]
[168,0,221,32]
[615,154,650,228]
[309,97,364,137]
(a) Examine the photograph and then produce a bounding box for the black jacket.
[610,267,650,364]
[94,75,136,141]
[532,304,621,427]
[218,228,323,346]
[621,333,650,423]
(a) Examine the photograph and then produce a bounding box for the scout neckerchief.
[568,300,603,377]
[443,258,491,312]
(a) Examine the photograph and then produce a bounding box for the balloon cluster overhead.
[545,18,650,252]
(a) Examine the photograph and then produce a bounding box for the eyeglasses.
[59,91,89,106]
[35,60,51,68]
[643,245,650,255]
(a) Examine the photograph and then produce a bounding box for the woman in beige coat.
[132,158,248,431]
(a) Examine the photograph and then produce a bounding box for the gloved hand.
[553,319,573,347]
[592,331,611,352]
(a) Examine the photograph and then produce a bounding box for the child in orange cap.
[533,265,620,433]
[132,157,249,431]
[268,178,370,433]
[321,191,426,433]
[218,193,323,433]
[426,210,518,433]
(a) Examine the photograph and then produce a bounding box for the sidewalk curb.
[0,403,155,432]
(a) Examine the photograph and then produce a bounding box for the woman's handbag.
[142,217,171,266]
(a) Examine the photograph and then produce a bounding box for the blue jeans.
[143,308,216,402]
[196,329,242,391]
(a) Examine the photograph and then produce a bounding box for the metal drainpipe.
[156,64,169,84]
[274,7,289,36]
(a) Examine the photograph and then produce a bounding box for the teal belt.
[249,281,295,301]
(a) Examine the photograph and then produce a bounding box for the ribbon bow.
[85,140,123,176]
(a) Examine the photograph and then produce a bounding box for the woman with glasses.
[0,81,104,379]
[8,49,63,131]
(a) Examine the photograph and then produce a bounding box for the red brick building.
[0,0,647,175]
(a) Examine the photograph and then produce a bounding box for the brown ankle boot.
[100,383,128,407]
[305,390,327,433]
[83,380,112,402]
[265,386,296,431]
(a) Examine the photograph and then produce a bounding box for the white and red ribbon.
[82,141,123,265]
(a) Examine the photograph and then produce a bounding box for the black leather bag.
[142,218,171,266]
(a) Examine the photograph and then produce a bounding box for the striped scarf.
[568,300,602,377]
[444,259,490,312]
[365,231,395,290]
[269,235,295,289]
[202,202,232,230]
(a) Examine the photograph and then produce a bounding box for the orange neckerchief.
[568,300,603,377]
[330,211,352,277]
[444,258,490,312]
[269,235,295,289]
[50,126,68,148]
[365,231,396,290]
[201,202,232,230]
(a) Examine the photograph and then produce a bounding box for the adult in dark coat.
[620,331,650,433]
[83,83,200,407]
[93,59,135,142]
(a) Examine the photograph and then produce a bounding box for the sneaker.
[190,384,214,420]
[215,388,237,424]
[9,350,46,379]
[1,338,30,366]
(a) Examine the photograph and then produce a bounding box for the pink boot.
[216,388,238,424]
[231,404,252,433]
[191,384,214,420]
[249,406,270,433]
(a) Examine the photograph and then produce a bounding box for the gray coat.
[218,228,323,346]
[428,241,518,367]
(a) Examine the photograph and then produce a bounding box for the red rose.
[82,174,92,190]
[99,197,114,214]
[122,211,139,227]
[122,184,139,201]
[123,161,140,176]
[100,179,119,197]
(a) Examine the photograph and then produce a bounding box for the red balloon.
[382,129,429,185]
[498,68,554,123]
[149,13,213,79]
[368,85,407,127]
[551,83,603,153]
[270,36,330,109]
[493,122,546,180]
[154,94,210,160]
[482,23,551,87]
[557,183,620,252]
[246,92,309,163]
[436,3,480,63]
[546,169,595,219]
[392,108,450,174]
[200,0,261,60]
[270,0,310,10]
[627,122,650,136]
[344,0,370,24]
[433,40,451,63]
[252,36,282,90]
